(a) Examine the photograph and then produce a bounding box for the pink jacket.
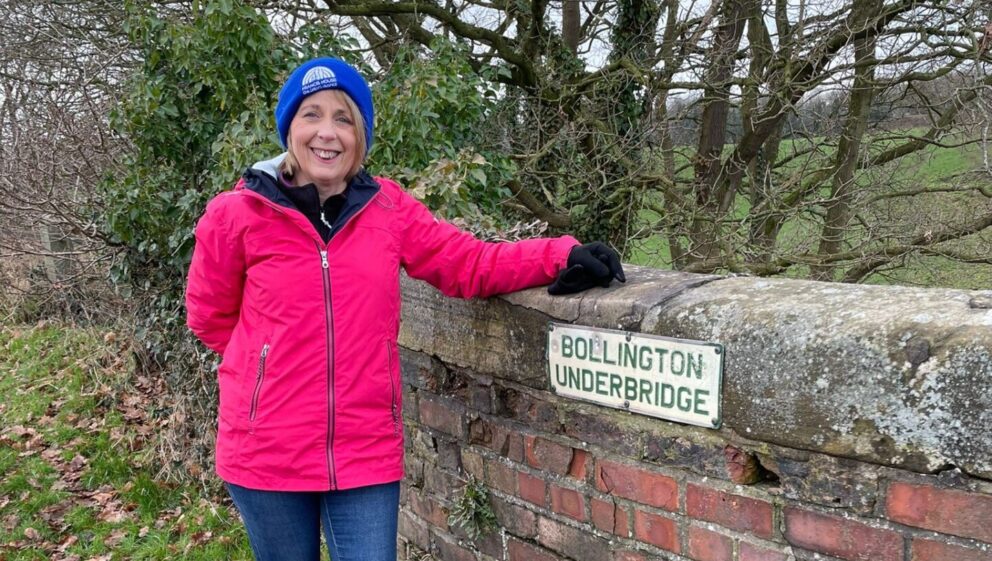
[186,157,578,491]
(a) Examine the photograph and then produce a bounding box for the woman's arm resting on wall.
[397,188,623,298]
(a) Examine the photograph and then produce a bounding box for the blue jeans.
[226,481,400,561]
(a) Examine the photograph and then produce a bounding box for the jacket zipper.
[319,246,337,489]
[249,343,270,427]
[387,343,400,435]
[310,193,380,489]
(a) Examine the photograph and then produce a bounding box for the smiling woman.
[184,56,624,561]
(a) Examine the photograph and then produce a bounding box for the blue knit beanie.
[274,57,374,152]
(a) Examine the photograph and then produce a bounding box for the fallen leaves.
[103,528,127,547]
[23,527,41,540]
[69,455,88,472]
[56,533,77,552]
[0,326,245,560]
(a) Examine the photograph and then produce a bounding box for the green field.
[626,131,991,289]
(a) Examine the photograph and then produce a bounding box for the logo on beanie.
[301,66,337,95]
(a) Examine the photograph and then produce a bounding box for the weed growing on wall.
[448,477,497,541]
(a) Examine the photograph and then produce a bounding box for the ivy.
[372,39,515,225]
[104,2,288,294]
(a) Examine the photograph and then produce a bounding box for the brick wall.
[396,271,992,561]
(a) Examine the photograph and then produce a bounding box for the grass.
[0,323,254,561]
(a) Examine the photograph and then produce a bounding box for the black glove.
[548,242,626,295]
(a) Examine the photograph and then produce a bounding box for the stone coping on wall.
[398,266,992,481]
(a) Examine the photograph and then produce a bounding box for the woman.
[185,57,623,561]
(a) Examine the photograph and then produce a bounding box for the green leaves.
[448,477,497,541]
[103,2,288,288]
[99,3,291,379]
[372,38,515,228]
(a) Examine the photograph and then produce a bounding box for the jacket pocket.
[386,342,400,435]
[249,343,270,430]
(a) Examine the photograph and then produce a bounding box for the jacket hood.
[251,153,286,179]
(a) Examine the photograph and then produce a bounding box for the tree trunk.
[563,0,580,54]
[687,0,751,264]
[811,0,882,280]
[741,3,783,263]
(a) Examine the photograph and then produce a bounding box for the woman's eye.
[336,116,353,125]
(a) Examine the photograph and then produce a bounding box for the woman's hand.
[548,242,626,295]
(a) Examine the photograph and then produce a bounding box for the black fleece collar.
[242,165,381,242]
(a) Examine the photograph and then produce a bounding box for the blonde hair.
[280,89,367,181]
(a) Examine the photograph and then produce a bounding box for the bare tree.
[3,0,990,313]
[0,0,134,320]
[268,0,992,286]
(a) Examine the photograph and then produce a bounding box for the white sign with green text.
[547,322,724,428]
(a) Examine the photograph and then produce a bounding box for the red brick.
[591,498,629,535]
[398,509,430,551]
[491,496,538,538]
[406,490,449,530]
[524,434,539,465]
[497,387,559,434]
[912,539,992,561]
[537,516,612,561]
[784,507,903,561]
[633,510,680,553]
[688,527,733,561]
[686,484,774,539]
[434,532,476,561]
[569,449,590,481]
[461,448,484,480]
[887,482,992,543]
[474,528,504,560]
[615,503,630,536]
[595,459,678,511]
[550,484,586,521]
[418,397,464,437]
[467,418,523,460]
[507,432,525,463]
[526,435,574,475]
[485,458,517,495]
[508,537,558,561]
[424,467,461,500]
[519,471,547,507]
[591,498,613,532]
[739,542,789,561]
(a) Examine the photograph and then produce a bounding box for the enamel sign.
[547,322,724,428]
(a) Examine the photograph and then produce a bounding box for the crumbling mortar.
[780,497,902,533]
[683,472,781,507]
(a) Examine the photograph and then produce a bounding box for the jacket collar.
[241,153,381,241]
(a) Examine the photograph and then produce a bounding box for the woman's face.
[288,89,359,194]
